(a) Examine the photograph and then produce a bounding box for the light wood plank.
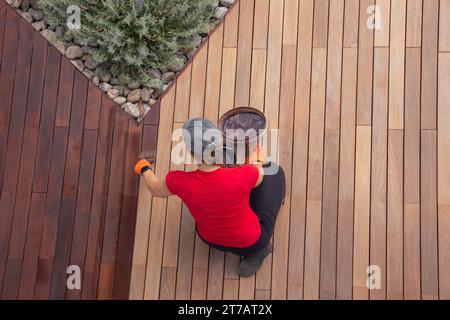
[343,0,359,48]
[353,126,371,300]
[369,47,389,300]
[374,0,390,47]
[406,0,422,47]
[387,129,404,299]
[440,0,450,52]
[438,54,450,205]
[438,206,450,299]
[224,2,239,48]
[336,48,358,300]
[388,0,406,129]
[253,0,270,49]
[219,48,237,116]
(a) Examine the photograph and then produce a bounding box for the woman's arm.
[134,159,173,198]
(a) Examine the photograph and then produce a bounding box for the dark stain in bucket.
[222,112,266,140]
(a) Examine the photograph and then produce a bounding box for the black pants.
[199,163,286,257]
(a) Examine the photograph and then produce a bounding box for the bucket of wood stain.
[218,107,267,165]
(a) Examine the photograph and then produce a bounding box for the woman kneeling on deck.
[134,118,286,277]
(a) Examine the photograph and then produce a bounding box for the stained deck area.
[0,2,154,299]
[131,0,450,300]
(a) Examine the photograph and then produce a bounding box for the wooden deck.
[131,0,450,300]
[0,2,154,299]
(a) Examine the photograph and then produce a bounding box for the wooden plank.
[65,130,98,300]
[33,126,68,299]
[207,248,225,300]
[113,121,142,299]
[387,129,403,299]
[190,236,209,300]
[97,110,128,299]
[440,0,450,52]
[303,48,326,300]
[143,89,176,300]
[403,48,421,300]
[438,206,450,299]
[369,47,389,300]
[25,32,48,127]
[0,7,6,65]
[219,48,237,116]
[406,0,422,47]
[204,24,223,122]
[223,1,239,48]
[252,0,270,49]
[189,46,208,118]
[249,49,267,111]
[288,0,314,300]
[438,53,450,206]
[234,0,255,107]
[388,0,406,129]
[353,126,371,300]
[357,0,374,125]
[50,71,88,299]
[129,125,156,300]
[82,97,115,300]
[313,0,329,48]
[421,0,439,129]
[223,279,239,300]
[319,0,344,300]
[421,130,439,300]
[54,59,75,128]
[18,193,45,299]
[159,123,184,300]
[32,47,62,192]
[343,0,359,48]
[0,8,19,191]
[174,205,196,300]
[173,65,192,123]
[264,0,284,129]
[84,82,102,130]
[0,7,19,126]
[0,20,33,293]
[271,0,298,300]
[336,48,358,300]
[374,0,390,47]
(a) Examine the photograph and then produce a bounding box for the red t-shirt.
[166,165,261,248]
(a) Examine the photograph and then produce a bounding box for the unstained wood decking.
[131,0,450,300]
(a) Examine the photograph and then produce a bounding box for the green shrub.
[39,0,215,85]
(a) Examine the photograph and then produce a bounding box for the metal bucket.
[218,107,267,165]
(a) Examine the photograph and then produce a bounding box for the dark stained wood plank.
[81,96,115,300]
[25,32,48,127]
[84,83,102,130]
[0,6,7,66]
[0,19,34,292]
[55,59,75,128]
[65,130,98,300]
[0,7,19,191]
[33,126,69,299]
[32,47,62,192]
[113,121,142,300]
[18,193,46,299]
[98,110,129,299]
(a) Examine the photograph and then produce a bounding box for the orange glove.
[134,159,152,175]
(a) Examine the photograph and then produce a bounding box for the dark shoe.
[238,243,273,278]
